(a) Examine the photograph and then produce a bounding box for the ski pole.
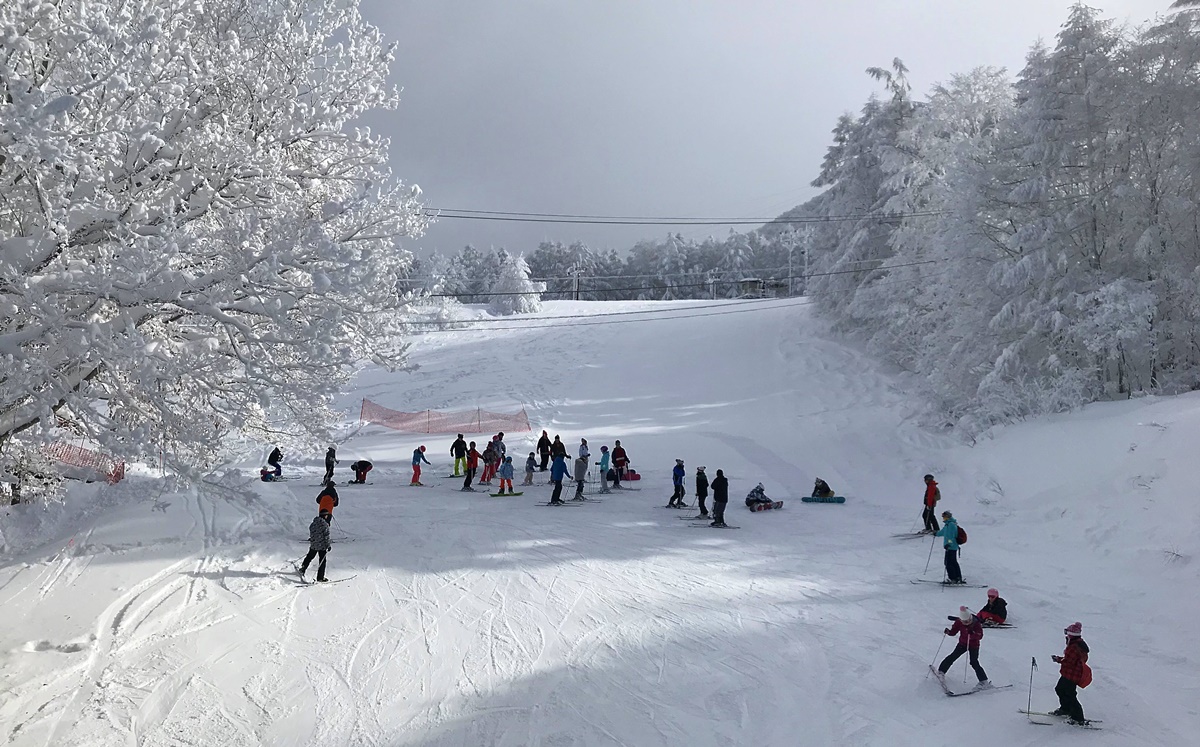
[1027,657,1037,715]
[924,535,937,574]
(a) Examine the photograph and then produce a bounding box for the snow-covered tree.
[0,0,428,483]
[488,255,544,315]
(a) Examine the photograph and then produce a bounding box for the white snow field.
[1,298,1197,746]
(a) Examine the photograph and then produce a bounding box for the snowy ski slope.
[0,298,1196,746]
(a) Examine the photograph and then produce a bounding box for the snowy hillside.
[1,299,1197,746]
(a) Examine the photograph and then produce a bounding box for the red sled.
[749,501,784,511]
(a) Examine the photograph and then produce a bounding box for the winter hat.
[419,445,426,451]
[959,606,973,622]
[1064,622,1083,637]
[697,466,705,472]
[987,588,999,598]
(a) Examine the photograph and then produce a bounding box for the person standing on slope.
[497,456,515,495]
[611,440,629,487]
[710,469,729,527]
[921,474,941,533]
[1051,622,1091,723]
[935,606,991,690]
[934,510,964,584]
[323,445,338,485]
[668,459,687,508]
[695,466,710,518]
[978,588,1008,626]
[316,482,338,520]
[537,430,552,471]
[268,446,283,477]
[298,509,332,582]
[572,455,589,500]
[450,434,468,477]
[597,446,612,494]
[549,453,570,505]
[462,441,481,492]
[411,445,430,486]
[523,452,537,486]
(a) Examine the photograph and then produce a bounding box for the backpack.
[956,526,968,545]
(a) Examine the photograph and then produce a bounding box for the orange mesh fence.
[360,399,531,434]
[44,441,127,484]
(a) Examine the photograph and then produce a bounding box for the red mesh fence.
[360,399,531,434]
[44,441,127,484]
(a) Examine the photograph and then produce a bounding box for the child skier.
[710,469,729,527]
[935,606,991,690]
[349,460,373,484]
[921,474,941,533]
[323,445,338,485]
[978,588,1008,625]
[572,456,588,500]
[462,441,481,492]
[411,445,430,486]
[523,452,536,486]
[549,453,570,505]
[934,510,964,584]
[298,509,332,582]
[695,466,710,517]
[667,459,687,508]
[1051,622,1091,723]
[812,478,834,498]
[268,446,283,476]
[497,456,515,495]
[450,434,467,477]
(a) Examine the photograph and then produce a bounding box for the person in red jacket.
[1051,622,1091,723]
[921,474,941,533]
[461,442,481,492]
[934,606,991,689]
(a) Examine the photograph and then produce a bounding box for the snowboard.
[801,495,845,504]
[489,491,524,497]
[749,501,783,511]
[911,579,990,588]
[1019,710,1102,729]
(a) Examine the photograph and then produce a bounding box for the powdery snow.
[0,299,1196,745]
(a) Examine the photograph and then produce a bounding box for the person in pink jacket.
[934,606,992,690]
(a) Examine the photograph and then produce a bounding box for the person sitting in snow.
[349,460,373,484]
[260,466,278,482]
[812,478,834,498]
[745,483,774,508]
[978,588,1008,625]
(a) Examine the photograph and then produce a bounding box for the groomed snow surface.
[1,299,1197,746]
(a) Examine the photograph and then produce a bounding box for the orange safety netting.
[360,399,531,434]
[44,441,126,484]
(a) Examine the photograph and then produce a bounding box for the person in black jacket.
[695,466,710,518]
[710,469,729,527]
[323,445,338,485]
[537,431,552,471]
[450,434,468,476]
[268,447,283,476]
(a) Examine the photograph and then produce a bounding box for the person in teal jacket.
[935,511,964,584]
[597,446,611,494]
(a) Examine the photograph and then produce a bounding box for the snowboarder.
[578,438,589,460]
[450,434,468,476]
[316,482,338,519]
[978,588,1008,625]
[268,447,283,476]
[710,469,729,527]
[812,478,834,498]
[537,430,552,471]
[572,455,588,500]
[597,446,612,493]
[695,466,710,517]
[744,483,776,509]
[411,445,430,486]
[934,510,964,584]
[523,452,536,486]
[349,460,373,484]
[462,441,480,491]
[668,459,687,507]
[935,606,991,689]
[921,474,941,533]
[611,440,629,487]
[549,453,570,505]
[323,445,338,485]
[298,509,332,582]
[1051,622,1091,723]
[260,466,278,482]
[497,456,515,495]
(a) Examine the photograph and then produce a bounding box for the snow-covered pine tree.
[488,255,545,315]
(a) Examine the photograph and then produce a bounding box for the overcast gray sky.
[359,0,1170,258]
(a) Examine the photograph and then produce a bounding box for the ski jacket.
[451,438,467,458]
[936,518,960,551]
[537,434,552,454]
[812,479,833,498]
[467,448,481,470]
[1059,638,1090,685]
[317,486,339,514]
[550,439,567,458]
[579,443,590,459]
[696,471,709,497]
[612,446,629,469]
[672,464,685,486]
[573,457,588,482]
[412,448,430,466]
[325,448,337,470]
[711,475,729,502]
[268,448,282,465]
[525,456,537,473]
[498,462,514,480]
[550,455,570,482]
[947,616,983,647]
[309,515,331,552]
[980,597,1007,622]
[924,480,941,508]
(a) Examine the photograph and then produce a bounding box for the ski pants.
[551,479,564,503]
[411,464,422,484]
[922,506,940,533]
[463,467,477,490]
[539,451,550,471]
[300,548,327,580]
[697,493,708,514]
[1055,676,1085,721]
[944,548,963,583]
[713,499,727,524]
[939,644,987,682]
[453,456,466,476]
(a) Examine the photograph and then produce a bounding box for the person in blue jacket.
[549,453,571,505]
[935,510,964,584]
[597,446,611,494]
[668,459,687,508]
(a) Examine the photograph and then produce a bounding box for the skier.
[921,474,941,533]
[744,483,775,509]
[268,446,283,476]
[812,478,834,498]
[695,466,710,517]
[323,445,338,485]
[978,588,1008,626]
[667,459,687,507]
[1051,622,1091,723]
[934,606,991,690]
[411,445,430,486]
[934,510,964,584]
[597,446,612,494]
[549,453,570,505]
[316,482,338,520]
[497,456,515,495]
[298,509,332,582]
[450,434,468,477]
[537,430,552,471]
[348,459,373,484]
[260,466,278,482]
[611,440,629,487]
[462,441,481,492]
[710,469,729,527]
[523,452,537,486]
[578,438,590,460]
[572,455,588,500]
